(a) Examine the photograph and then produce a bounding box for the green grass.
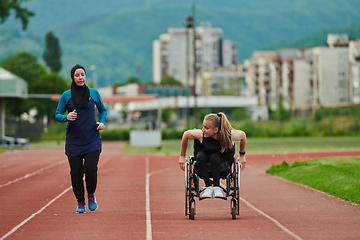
[29,140,65,148]
[120,139,194,155]
[0,140,65,152]
[121,136,360,155]
[266,157,360,205]
[245,136,360,153]
[1,136,359,154]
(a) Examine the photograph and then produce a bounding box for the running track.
[1,142,359,240]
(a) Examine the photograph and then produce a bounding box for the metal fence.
[5,118,43,141]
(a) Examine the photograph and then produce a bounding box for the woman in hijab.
[55,64,107,213]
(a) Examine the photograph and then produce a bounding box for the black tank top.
[194,132,235,161]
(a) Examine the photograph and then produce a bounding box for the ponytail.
[204,112,233,153]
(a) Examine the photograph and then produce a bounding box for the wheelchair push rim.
[185,160,197,219]
[185,162,189,216]
[236,162,241,216]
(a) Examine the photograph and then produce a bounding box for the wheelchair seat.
[193,158,234,180]
[192,138,235,179]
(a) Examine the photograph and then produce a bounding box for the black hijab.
[70,64,90,110]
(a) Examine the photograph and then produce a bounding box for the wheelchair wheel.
[229,162,241,219]
[190,207,195,220]
[185,160,197,219]
[231,207,236,220]
[189,198,195,220]
[236,162,241,216]
[185,162,190,216]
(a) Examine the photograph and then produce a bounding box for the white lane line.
[0,155,111,240]
[240,197,303,240]
[145,157,170,240]
[145,157,152,240]
[0,155,110,189]
[0,186,72,240]
[0,159,67,188]
[99,156,111,167]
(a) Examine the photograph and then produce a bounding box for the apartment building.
[311,47,349,107]
[244,51,276,108]
[245,34,359,111]
[244,49,303,110]
[348,39,360,104]
[152,23,238,90]
[199,67,245,96]
[292,56,312,110]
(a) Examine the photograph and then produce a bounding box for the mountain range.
[1,0,360,87]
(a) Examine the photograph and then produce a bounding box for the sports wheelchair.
[185,155,241,220]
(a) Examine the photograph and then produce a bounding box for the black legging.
[67,149,101,203]
[196,151,222,187]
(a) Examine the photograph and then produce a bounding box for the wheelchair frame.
[185,156,241,220]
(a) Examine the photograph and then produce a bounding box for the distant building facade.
[244,34,360,112]
[152,23,238,88]
[348,39,360,104]
[244,49,304,111]
[199,67,245,96]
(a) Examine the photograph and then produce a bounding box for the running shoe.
[202,186,214,198]
[213,186,224,198]
[87,194,98,211]
[76,202,86,213]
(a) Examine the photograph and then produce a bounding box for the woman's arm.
[232,130,247,170]
[179,129,202,171]
[91,89,107,130]
[54,92,69,123]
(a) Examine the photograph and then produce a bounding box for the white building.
[153,24,238,87]
[348,39,360,104]
[292,57,312,109]
[244,34,360,111]
[311,46,349,107]
[199,67,245,96]
[243,51,277,108]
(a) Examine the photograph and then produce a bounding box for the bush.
[100,129,130,141]
[41,121,66,141]
[238,119,276,137]
[162,129,183,139]
[231,107,250,121]
[280,120,312,137]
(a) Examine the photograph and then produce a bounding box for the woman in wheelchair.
[179,112,246,198]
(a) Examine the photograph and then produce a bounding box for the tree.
[1,52,46,93]
[160,75,182,85]
[269,101,291,121]
[30,72,69,118]
[1,52,68,118]
[126,76,140,84]
[1,52,46,117]
[43,31,62,73]
[0,0,35,30]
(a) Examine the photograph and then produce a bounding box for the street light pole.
[192,0,197,127]
[185,16,193,129]
[90,65,97,88]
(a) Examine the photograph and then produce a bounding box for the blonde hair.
[204,112,233,153]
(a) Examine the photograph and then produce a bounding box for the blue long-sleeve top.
[54,88,107,156]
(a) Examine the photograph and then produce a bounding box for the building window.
[338,72,346,77]
[339,89,347,97]
[339,80,347,88]
[338,62,346,69]
[339,98,347,103]
[338,52,346,59]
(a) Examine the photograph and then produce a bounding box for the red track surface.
[1,142,359,240]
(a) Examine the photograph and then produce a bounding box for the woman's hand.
[96,122,105,130]
[67,109,77,121]
[237,155,246,171]
[179,156,187,171]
